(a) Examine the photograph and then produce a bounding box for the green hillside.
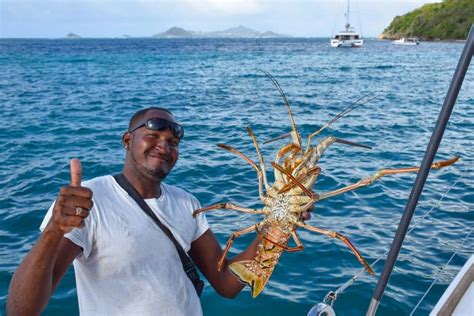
[380,0,473,40]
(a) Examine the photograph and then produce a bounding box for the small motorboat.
[392,37,420,45]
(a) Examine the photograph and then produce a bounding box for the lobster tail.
[229,260,273,298]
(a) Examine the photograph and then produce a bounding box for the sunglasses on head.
[129,118,184,140]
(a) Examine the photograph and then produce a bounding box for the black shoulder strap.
[113,174,202,291]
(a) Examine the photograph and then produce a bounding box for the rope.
[322,166,469,306]
[409,228,473,315]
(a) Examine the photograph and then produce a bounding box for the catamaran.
[330,0,363,48]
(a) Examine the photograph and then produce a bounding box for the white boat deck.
[430,255,474,315]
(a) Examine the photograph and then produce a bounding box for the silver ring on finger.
[75,207,84,216]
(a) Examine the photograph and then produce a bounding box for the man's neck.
[122,167,162,199]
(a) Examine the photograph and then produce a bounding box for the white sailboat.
[330,0,363,48]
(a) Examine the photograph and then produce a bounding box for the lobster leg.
[319,156,460,201]
[295,222,374,275]
[272,143,302,186]
[246,127,271,192]
[287,231,304,252]
[279,166,321,194]
[276,143,301,160]
[218,143,266,202]
[254,226,304,252]
[275,143,301,165]
[283,146,304,172]
[218,224,256,271]
[193,202,268,217]
[271,162,318,199]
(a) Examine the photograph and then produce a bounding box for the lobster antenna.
[264,92,378,146]
[263,132,292,144]
[305,92,379,152]
[315,92,378,136]
[332,93,379,125]
[262,70,302,148]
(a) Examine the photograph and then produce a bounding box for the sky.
[0,0,442,38]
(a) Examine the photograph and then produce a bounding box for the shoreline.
[378,37,466,43]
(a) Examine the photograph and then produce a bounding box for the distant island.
[66,33,81,39]
[379,0,473,41]
[153,25,288,39]
[62,26,286,39]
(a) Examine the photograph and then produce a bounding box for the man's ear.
[122,132,131,150]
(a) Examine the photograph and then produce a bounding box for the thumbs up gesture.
[70,158,82,187]
[48,158,94,235]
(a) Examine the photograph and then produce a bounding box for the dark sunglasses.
[129,118,184,140]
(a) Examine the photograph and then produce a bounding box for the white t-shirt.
[40,175,209,316]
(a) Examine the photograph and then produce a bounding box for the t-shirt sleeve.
[39,200,94,260]
[190,197,209,241]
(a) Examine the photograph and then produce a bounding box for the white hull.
[393,42,419,46]
[392,37,419,45]
[330,38,363,48]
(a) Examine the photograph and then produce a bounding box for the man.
[7,107,265,315]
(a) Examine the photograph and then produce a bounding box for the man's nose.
[153,138,172,152]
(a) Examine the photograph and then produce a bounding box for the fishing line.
[319,164,470,307]
[409,228,473,315]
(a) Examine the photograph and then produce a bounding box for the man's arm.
[189,229,261,298]
[7,159,92,315]
[7,233,81,315]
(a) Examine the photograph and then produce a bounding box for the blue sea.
[0,38,473,315]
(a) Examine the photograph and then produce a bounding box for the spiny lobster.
[193,72,459,298]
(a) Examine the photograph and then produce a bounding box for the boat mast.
[345,0,350,32]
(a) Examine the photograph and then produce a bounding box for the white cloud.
[181,0,262,16]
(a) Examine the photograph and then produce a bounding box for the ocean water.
[0,38,473,315]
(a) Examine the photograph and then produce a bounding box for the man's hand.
[46,158,93,235]
[300,209,311,221]
[300,204,314,222]
[7,159,88,315]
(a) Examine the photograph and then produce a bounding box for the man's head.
[122,107,183,182]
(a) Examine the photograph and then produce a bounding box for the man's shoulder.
[82,175,115,192]
[162,183,197,202]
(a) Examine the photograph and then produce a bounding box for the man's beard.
[131,151,169,181]
[139,164,167,180]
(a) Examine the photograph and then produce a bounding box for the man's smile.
[146,150,170,163]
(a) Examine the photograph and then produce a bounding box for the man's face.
[125,109,180,181]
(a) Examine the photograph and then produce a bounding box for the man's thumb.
[70,158,82,187]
